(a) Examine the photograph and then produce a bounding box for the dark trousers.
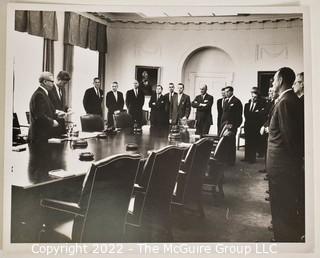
[107,111,114,128]
[269,175,301,242]
[129,109,143,127]
[195,121,210,136]
[222,134,236,166]
[244,128,259,162]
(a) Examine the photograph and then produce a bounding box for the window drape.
[64,12,107,53]
[43,39,54,73]
[15,10,58,41]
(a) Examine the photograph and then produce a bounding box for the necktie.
[250,102,255,112]
[169,93,172,103]
[97,89,100,98]
[135,89,138,97]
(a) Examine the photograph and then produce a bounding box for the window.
[13,31,43,125]
[71,46,99,125]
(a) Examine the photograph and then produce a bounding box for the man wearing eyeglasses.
[28,71,60,144]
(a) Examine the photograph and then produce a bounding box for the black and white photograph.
[2,0,318,255]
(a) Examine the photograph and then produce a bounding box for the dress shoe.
[267,225,273,232]
[259,169,267,173]
[264,175,269,181]
[265,197,270,201]
[266,190,270,194]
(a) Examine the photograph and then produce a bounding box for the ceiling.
[90,12,302,24]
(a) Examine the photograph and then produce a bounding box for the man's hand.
[114,110,121,114]
[56,110,66,118]
[260,126,265,135]
[199,103,207,107]
[52,120,59,127]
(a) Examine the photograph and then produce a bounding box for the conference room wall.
[105,18,303,110]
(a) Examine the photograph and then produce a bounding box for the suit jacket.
[244,98,265,133]
[191,94,213,125]
[267,89,304,177]
[217,98,226,131]
[176,93,191,121]
[164,92,178,123]
[83,87,104,115]
[106,91,124,113]
[49,86,67,111]
[149,93,167,125]
[125,88,145,115]
[220,95,243,133]
[28,87,58,143]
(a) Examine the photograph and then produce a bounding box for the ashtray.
[72,139,88,148]
[79,152,94,161]
[126,143,138,151]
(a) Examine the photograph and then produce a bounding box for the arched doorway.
[182,46,235,134]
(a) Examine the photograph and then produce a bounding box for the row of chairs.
[39,137,219,242]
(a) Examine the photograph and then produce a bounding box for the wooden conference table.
[10,126,195,242]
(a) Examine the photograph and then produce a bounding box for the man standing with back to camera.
[267,67,304,242]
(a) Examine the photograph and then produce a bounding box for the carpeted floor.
[172,149,273,242]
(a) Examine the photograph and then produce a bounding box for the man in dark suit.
[164,83,178,125]
[191,84,213,136]
[267,67,304,242]
[49,71,71,135]
[243,87,265,163]
[125,80,145,128]
[28,72,60,144]
[83,77,104,116]
[220,86,243,165]
[105,81,124,128]
[176,83,191,125]
[149,85,167,126]
[217,87,226,135]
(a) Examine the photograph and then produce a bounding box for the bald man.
[191,84,213,136]
[28,71,60,143]
[125,80,145,128]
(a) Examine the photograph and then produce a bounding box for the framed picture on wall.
[135,65,160,96]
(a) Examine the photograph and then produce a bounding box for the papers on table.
[48,131,101,144]
[48,169,75,179]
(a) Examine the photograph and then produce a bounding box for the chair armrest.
[40,198,85,217]
[180,159,187,172]
[172,170,187,204]
[133,183,146,193]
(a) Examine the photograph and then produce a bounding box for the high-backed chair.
[12,112,28,146]
[203,134,228,198]
[113,111,133,129]
[40,153,141,243]
[171,143,197,205]
[172,138,213,217]
[126,145,184,242]
[80,114,104,132]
